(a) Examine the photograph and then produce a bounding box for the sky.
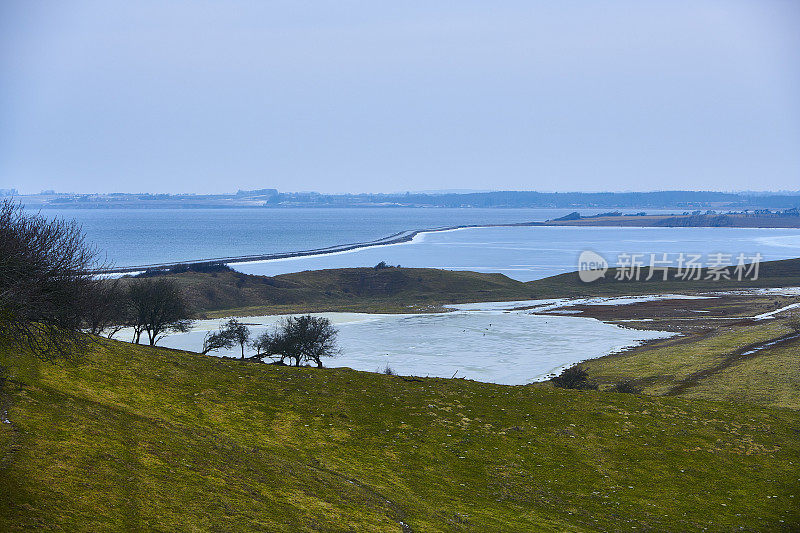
[1,1,799,195]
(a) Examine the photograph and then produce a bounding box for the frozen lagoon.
[132,300,675,385]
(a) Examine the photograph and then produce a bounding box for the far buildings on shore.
[6,189,800,211]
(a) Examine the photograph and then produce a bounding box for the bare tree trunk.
[106,326,123,340]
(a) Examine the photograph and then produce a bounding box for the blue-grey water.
[31,207,800,281]
[236,225,800,281]
[30,207,660,267]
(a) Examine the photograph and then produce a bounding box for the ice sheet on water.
[445,299,562,311]
[712,287,800,296]
[142,307,673,385]
[445,294,712,313]
[579,294,714,306]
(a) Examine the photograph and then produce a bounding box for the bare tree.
[201,330,234,355]
[253,329,288,364]
[223,319,251,359]
[0,199,102,361]
[254,315,338,367]
[291,315,339,368]
[201,319,250,358]
[126,278,194,346]
[83,279,128,339]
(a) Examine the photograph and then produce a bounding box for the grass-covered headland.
[131,257,800,317]
[1,338,798,531]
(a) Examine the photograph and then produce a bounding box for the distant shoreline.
[15,189,800,211]
[544,212,800,228]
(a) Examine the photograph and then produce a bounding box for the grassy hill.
[137,267,539,316]
[525,256,800,298]
[1,340,798,531]
[581,318,800,408]
[138,258,800,317]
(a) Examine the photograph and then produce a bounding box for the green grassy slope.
[577,314,800,410]
[1,341,798,531]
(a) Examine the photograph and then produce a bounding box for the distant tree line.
[264,190,800,209]
[36,189,800,210]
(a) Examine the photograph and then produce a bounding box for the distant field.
[1,339,798,531]
[545,213,800,228]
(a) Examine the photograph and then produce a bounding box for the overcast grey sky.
[1,1,798,194]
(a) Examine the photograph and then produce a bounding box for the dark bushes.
[613,381,642,394]
[551,366,597,390]
[136,262,233,277]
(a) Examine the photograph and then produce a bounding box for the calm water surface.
[32,207,800,281]
[34,207,592,266]
[236,225,800,281]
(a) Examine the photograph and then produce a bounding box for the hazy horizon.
[10,187,800,197]
[2,1,799,195]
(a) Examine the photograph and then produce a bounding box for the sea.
[34,207,800,281]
